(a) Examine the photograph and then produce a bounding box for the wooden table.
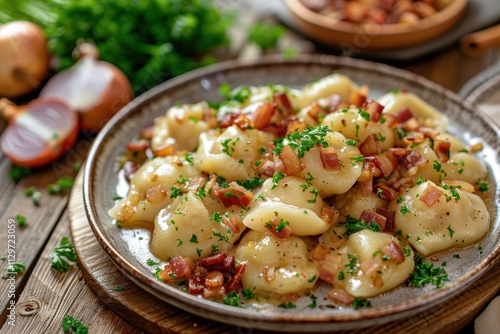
[1,24,500,334]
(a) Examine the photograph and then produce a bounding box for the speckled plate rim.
[460,61,500,104]
[83,54,500,332]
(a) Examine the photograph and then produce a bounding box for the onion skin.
[79,62,132,131]
[0,21,50,98]
[0,98,79,168]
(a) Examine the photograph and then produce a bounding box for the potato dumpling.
[389,180,490,256]
[235,231,319,295]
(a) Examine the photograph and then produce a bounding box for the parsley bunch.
[339,216,381,236]
[274,126,331,158]
[44,0,231,93]
[406,254,448,288]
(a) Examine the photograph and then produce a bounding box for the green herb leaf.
[15,215,27,227]
[50,237,77,273]
[406,254,448,288]
[339,216,381,236]
[62,315,89,334]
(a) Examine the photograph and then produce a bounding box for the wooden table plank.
[0,207,143,334]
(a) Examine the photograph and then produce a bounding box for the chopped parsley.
[273,126,331,158]
[358,108,370,121]
[271,172,285,189]
[47,176,75,194]
[223,291,242,307]
[24,186,41,205]
[210,212,223,223]
[242,288,256,300]
[9,165,31,181]
[338,271,345,281]
[346,254,358,275]
[346,139,358,147]
[477,180,489,193]
[352,297,371,309]
[111,285,125,291]
[339,215,381,236]
[278,302,296,309]
[399,206,411,215]
[447,225,455,238]
[62,315,89,334]
[189,234,199,243]
[406,254,448,288]
[15,215,27,227]
[146,259,160,266]
[185,153,195,166]
[308,294,317,309]
[237,177,265,190]
[50,237,77,273]
[5,262,26,276]
[308,274,317,283]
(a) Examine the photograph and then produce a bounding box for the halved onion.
[0,98,78,168]
[40,43,132,131]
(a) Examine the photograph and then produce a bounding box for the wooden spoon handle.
[461,24,500,57]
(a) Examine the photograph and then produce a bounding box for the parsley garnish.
[176,238,183,247]
[358,108,370,121]
[212,230,229,243]
[5,262,26,276]
[406,254,448,288]
[400,206,411,215]
[308,274,317,283]
[146,259,160,266]
[338,271,345,281]
[278,302,296,309]
[346,254,358,275]
[237,177,265,190]
[352,297,371,309]
[223,291,242,307]
[242,288,255,300]
[62,315,89,334]
[308,294,317,309]
[190,234,199,243]
[339,216,381,236]
[185,153,195,166]
[111,285,125,291]
[47,176,75,194]
[9,165,31,181]
[447,225,455,238]
[271,172,285,189]
[15,215,27,227]
[153,267,163,282]
[346,139,358,147]
[477,180,489,192]
[112,193,123,201]
[50,237,77,273]
[273,126,331,158]
[24,186,41,205]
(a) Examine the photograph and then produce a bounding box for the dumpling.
[243,177,337,236]
[235,230,319,295]
[327,230,414,297]
[152,102,211,152]
[196,125,273,181]
[108,156,199,225]
[389,180,490,256]
[331,185,387,220]
[297,131,363,196]
[377,90,448,133]
[298,73,360,109]
[150,191,244,261]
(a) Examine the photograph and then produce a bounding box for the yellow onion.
[0,21,50,98]
[40,43,133,131]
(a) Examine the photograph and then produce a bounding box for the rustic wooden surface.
[0,13,500,334]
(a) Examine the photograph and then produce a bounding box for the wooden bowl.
[285,0,468,50]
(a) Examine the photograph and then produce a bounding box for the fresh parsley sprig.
[50,237,77,273]
[406,254,448,288]
[274,126,331,158]
[339,216,381,236]
[62,315,89,334]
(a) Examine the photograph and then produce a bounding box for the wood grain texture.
[68,172,499,334]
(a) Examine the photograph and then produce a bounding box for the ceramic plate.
[83,55,500,332]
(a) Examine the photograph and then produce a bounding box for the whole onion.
[0,21,50,98]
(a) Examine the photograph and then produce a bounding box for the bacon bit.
[434,140,451,163]
[311,244,329,262]
[319,253,342,283]
[203,286,226,299]
[233,114,253,130]
[359,134,381,156]
[204,271,224,288]
[359,209,387,231]
[222,214,242,234]
[400,150,427,170]
[387,147,407,156]
[382,241,405,263]
[372,275,384,288]
[252,102,277,129]
[442,180,475,193]
[212,256,235,272]
[146,185,167,203]
[273,92,295,118]
[362,99,384,122]
[402,118,420,132]
[403,131,426,145]
[123,161,139,181]
[199,253,227,268]
[307,102,327,122]
[319,146,341,171]
[358,180,373,197]
[188,273,205,295]
[139,124,155,139]
[203,108,218,128]
[261,123,288,138]
[264,216,293,239]
[348,90,367,107]
[321,205,338,224]
[119,204,136,222]
[169,256,196,278]
[360,256,382,277]
[217,112,241,128]
[279,145,304,175]
[418,126,440,139]
[273,157,286,174]
[373,183,399,201]
[287,120,307,134]
[226,262,246,292]
[419,185,444,207]
[383,113,399,129]
[153,142,175,157]
[263,266,277,282]
[396,107,413,123]
[218,182,254,207]
[365,152,397,177]
[256,159,275,177]
[126,139,149,152]
[183,176,206,192]
[328,94,343,113]
[470,142,483,152]
[376,208,396,231]
[328,287,354,306]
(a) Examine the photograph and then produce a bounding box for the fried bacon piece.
[419,185,444,207]
[328,287,354,306]
[359,209,387,231]
[362,99,384,122]
[264,216,293,239]
[434,139,451,162]
[218,182,254,207]
[359,133,381,156]
[253,102,277,129]
[279,145,304,175]
[320,146,341,171]
[273,92,295,118]
[376,208,396,231]
[159,256,195,282]
[382,241,405,264]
